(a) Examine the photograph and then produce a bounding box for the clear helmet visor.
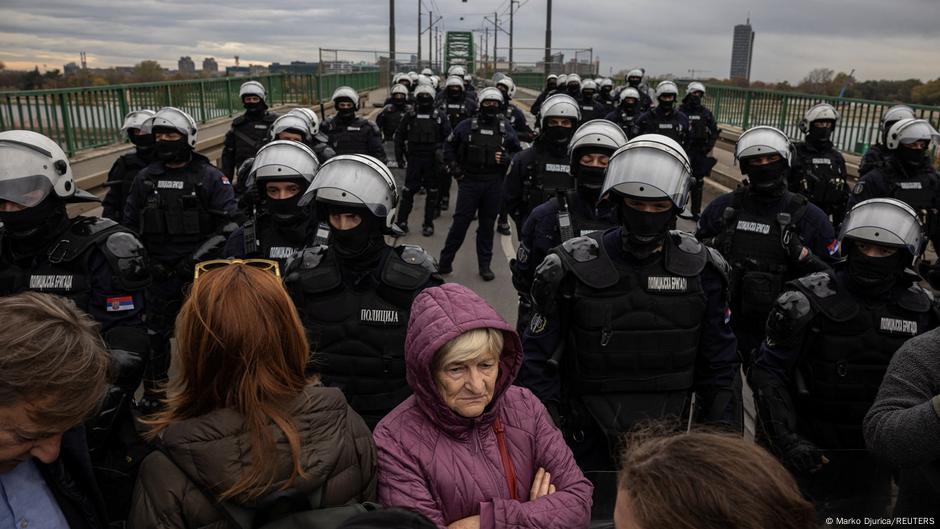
[250,141,320,184]
[0,175,53,208]
[840,198,924,257]
[601,135,692,209]
[299,156,396,219]
[735,126,792,163]
[0,140,58,207]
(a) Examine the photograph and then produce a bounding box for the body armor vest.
[242,215,314,268]
[791,272,935,449]
[579,102,603,122]
[138,164,215,245]
[793,143,848,214]
[231,113,276,164]
[406,110,443,145]
[462,117,508,177]
[326,117,373,155]
[686,110,711,144]
[554,232,710,433]
[613,112,638,139]
[524,146,572,215]
[380,105,407,139]
[883,164,940,217]
[444,100,470,129]
[287,245,433,428]
[643,109,685,143]
[562,190,615,239]
[716,190,808,325]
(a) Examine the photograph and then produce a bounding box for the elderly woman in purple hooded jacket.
[373,283,593,529]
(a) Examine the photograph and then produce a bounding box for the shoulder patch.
[853,181,865,195]
[796,271,837,298]
[398,244,438,274]
[561,236,600,263]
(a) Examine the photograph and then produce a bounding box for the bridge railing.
[0,71,380,156]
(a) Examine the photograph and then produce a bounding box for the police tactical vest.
[553,231,710,432]
[138,163,215,245]
[286,245,433,428]
[615,112,638,138]
[563,190,615,238]
[445,101,469,128]
[716,189,808,323]
[525,147,572,212]
[326,117,374,155]
[462,117,507,176]
[883,164,939,212]
[579,102,602,122]
[380,105,406,139]
[232,113,277,163]
[686,111,711,144]
[242,215,313,268]
[791,272,936,449]
[794,144,848,211]
[644,109,685,143]
[406,110,443,144]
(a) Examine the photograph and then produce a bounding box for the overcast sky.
[2,0,939,83]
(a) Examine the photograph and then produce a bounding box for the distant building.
[730,18,755,81]
[226,66,251,77]
[63,62,80,76]
[202,57,218,73]
[269,61,319,75]
[178,56,196,74]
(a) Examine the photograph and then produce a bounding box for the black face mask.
[244,101,266,115]
[658,99,675,112]
[577,165,606,190]
[542,125,574,144]
[621,100,638,115]
[601,87,613,96]
[547,81,557,91]
[744,159,788,196]
[686,95,702,107]
[567,85,581,96]
[328,207,386,264]
[0,194,68,241]
[337,107,356,120]
[582,91,596,101]
[480,104,499,119]
[846,244,905,295]
[447,89,463,101]
[896,146,927,167]
[627,78,640,88]
[129,132,155,158]
[618,202,674,259]
[808,125,833,145]
[392,96,406,106]
[416,96,434,110]
[265,190,305,224]
[154,138,192,164]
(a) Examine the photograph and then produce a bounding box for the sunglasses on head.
[193,259,281,280]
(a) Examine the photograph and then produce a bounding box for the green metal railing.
[0,71,379,156]
[701,85,940,156]
[508,72,545,92]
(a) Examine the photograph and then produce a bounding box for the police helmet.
[449,65,467,78]
[331,86,359,108]
[421,68,433,76]
[557,74,569,86]
[414,85,435,100]
[685,81,706,96]
[566,73,582,88]
[540,94,581,129]
[445,76,464,90]
[882,105,915,128]
[799,102,840,134]
[547,74,558,82]
[0,130,98,206]
[149,107,198,148]
[840,198,924,264]
[299,154,399,228]
[496,76,516,98]
[619,87,641,104]
[391,84,410,98]
[249,140,320,185]
[479,87,505,105]
[654,80,679,99]
[568,119,629,167]
[270,114,313,143]
[416,75,433,88]
[239,80,267,103]
[581,79,598,96]
[121,109,156,132]
[286,108,321,135]
[463,74,473,83]
[408,71,419,84]
[430,75,440,89]
[397,74,412,87]
[735,126,793,167]
[886,118,939,150]
[626,68,644,82]
[600,78,614,90]
[392,73,404,84]
[602,134,692,210]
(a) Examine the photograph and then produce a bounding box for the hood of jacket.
[404,283,522,440]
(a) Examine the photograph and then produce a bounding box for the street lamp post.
[544,0,552,77]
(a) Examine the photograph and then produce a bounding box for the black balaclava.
[600,85,613,98]
[627,77,641,88]
[684,93,703,109]
[446,87,463,102]
[243,96,267,116]
[617,198,675,259]
[566,83,581,97]
[807,121,834,147]
[479,101,500,122]
[582,89,596,103]
[846,242,906,296]
[0,194,70,256]
[621,98,639,116]
[152,128,192,165]
[546,79,558,91]
[895,144,928,169]
[416,94,434,112]
[658,96,675,112]
[326,204,386,268]
[392,94,407,106]
[541,118,575,147]
[262,180,307,225]
[336,98,357,120]
[573,150,609,205]
[129,130,155,160]
[743,157,788,198]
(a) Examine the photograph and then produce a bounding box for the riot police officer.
[597,78,617,107]
[553,74,568,96]
[394,84,451,236]
[697,126,837,364]
[510,119,625,334]
[577,79,610,122]
[437,76,478,212]
[495,76,536,143]
[529,74,559,119]
[438,87,522,280]
[859,104,915,177]
[233,112,319,198]
[848,119,940,280]
[790,103,849,226]
[604,87,641,140]
[678,82,719,220]
[321,86,388,163]
[623,68,653,112]
[503,94,582,236]
[564,73,583,99]
[225,141,321,267]
[103,109,155,222]
[123,106,238,407]
[463,73,478,102]
[284,154,441,429]
[636,81,690,149]
[749,198,938,517]
[221,80,279,178]
[377,84,412,143]
[520,134,740,471]
[284,107,336,163]
[0,130,151,520]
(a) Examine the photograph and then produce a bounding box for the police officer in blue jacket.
[321,86,388,164]
[102,109,156,222]
[789,103,849,226]
[697,126,837,365]
[438,87,522,281]
[0,130,151,520]
[221,81,279,178]
[604,87,642,140]
[750,198,939,517]
[520,134,740,471]
[678,82,718,220]
[123,107,238,408]
[635,81,690,151]
[858,105,915,177]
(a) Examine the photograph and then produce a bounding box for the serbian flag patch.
[826,239,841,257]
[106,296,135,312]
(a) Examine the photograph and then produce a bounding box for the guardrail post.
[118,88,129,121]
[742,90,752,129]
[165,84,172,106]
[712,89,722,123]
[777,95,789,130]
[58,93,76,156]
[198,81,207,123]
[226,78,234,116]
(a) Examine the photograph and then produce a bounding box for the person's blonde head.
[433,328,503,372]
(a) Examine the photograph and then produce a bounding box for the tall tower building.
[730,18,755,81]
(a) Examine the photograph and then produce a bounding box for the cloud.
[2,0,939,83]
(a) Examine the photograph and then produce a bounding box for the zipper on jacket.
[493,417,519,501]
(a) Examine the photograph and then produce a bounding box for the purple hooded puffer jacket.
[373,283,593,529]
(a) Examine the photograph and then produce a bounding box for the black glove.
[779,434,827,474]
[449,162,464,181]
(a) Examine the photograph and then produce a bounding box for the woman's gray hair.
[0,292,109,429]
[433,328,504,371]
